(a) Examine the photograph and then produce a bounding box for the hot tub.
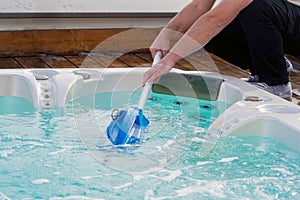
[0,68,299,199]
[1,68,299,146]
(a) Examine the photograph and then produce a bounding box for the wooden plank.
[88,53,129,68]
[65,55,103,68]
[137,51,250,77]
[0,29,127,57]
[107,59,129,68]
[175,59,198,71]
[88,28,159,54]
[184,57,218,72]
[188,53,250,78]
[40,56,77,68]
[185,52,221,72]
[0,58,23,69]
[118,53,150,67]
[135,52,153,63]
[0,28,160,57]
[292,82,300,90]
[136,51,216,71]
[290,71,300,84]
[210,54,251,77]
[213,60,250,78]
[15,57,49,68]
[136,51,250,76]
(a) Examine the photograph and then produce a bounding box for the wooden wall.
[0,28,161,57]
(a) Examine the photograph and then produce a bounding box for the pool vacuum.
[106,51,162,145]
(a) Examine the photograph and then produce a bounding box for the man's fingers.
[143,69,154,85]
[150,48,158,58]
[150,48,167,59]
[143,68,159,85]
[162,50,168,57]
[147,70,161,84]
[143,60,172,86]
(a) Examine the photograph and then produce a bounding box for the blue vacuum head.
[106,107,149,145]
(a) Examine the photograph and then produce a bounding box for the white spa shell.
[0,68,299,152]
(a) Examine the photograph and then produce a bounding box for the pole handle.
[137,51,162,109]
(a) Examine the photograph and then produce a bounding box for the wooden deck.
[0,51,299,105]
[0,27,299,104]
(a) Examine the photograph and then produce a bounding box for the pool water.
[0,93,299,199]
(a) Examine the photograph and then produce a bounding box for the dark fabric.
[205,0,300,85]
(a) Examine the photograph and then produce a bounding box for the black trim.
[0,12,176,19]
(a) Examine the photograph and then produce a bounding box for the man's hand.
[143,51,182,85]
[149,28,174,58]
[142,59,173,85]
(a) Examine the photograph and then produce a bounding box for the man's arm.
[173,0,253,49]
[150,0,216,57]
[165,0,217,34]
[144,0,254,84]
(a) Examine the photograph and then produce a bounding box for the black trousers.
[205,0,300,85]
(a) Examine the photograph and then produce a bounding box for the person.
[143,0,300,100]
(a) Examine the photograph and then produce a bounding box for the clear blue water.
[0,93,299,200]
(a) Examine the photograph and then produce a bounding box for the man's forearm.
[169,0,253,59]
[165,0,217,34]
